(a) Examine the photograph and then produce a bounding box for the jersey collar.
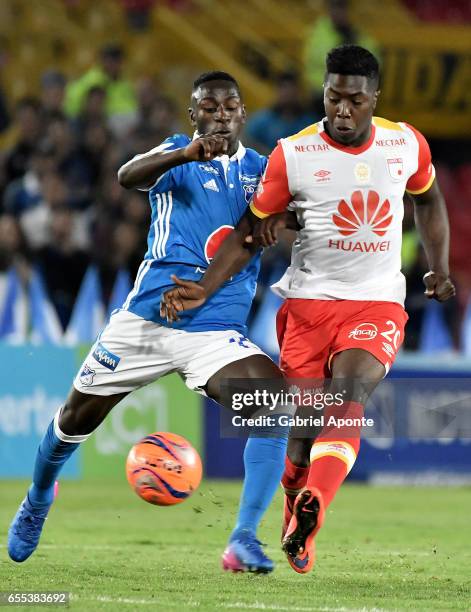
[318,119,376,155]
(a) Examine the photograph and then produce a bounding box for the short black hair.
[192,71,240,93]
[325,45,379,86]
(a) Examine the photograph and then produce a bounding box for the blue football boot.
[222,529,274,573]
[8,483,58,562]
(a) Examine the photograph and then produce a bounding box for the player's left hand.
[423,271,456,302]
[160,275,208,322]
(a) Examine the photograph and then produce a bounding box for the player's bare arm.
[411,180,456,301]
[248,211,301,248]
[160,209,258,321]
[160,209,299,322]
[117,134,229,190]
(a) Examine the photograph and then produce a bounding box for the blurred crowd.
[0,44,182,331]
[0,0,470,352]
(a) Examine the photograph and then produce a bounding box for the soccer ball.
[126,432,203,506]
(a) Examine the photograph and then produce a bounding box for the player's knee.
[58,394,100,436]
[58,401,84,436]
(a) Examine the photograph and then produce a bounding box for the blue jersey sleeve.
[136,134,191,193]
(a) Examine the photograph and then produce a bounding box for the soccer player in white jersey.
[161,46,456,573]
[8,72,293,574]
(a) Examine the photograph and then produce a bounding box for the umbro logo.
[314,169,331,183]
[203,179,219,192]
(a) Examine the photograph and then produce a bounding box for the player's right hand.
[183,135,229,161]
[423,271,456,302]
[160,275,208,323]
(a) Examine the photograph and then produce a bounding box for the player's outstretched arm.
[247,210,300,248]
[160,209,298,322]
[161,210,259,321]
[118,134,229,190]
[412,180,456,302]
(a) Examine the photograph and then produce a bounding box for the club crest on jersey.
[240,175,260,203]
[387,158,404,180]
[242,184,256,203]
[79,364,95,386]
[354,162,371,185]
[332,190,392,237]
[204,225,234,262]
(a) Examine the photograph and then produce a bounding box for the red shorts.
[276,299,408,379]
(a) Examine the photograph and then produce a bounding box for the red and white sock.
[307,401,363,508]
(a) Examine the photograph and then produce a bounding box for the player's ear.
[372,90,380,110]
[188,106,196,127]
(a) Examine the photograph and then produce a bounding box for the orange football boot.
[281,487,325,573]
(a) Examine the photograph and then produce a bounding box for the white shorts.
[73,310,267,396]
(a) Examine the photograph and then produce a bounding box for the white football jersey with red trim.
[250,116,435,305]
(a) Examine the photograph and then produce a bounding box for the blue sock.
[231,433,288,539]
[27,417,84,511]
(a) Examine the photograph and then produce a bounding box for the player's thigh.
[331,301,408,376]
[206,354,282,408]
[278,299,333,379]
[329,301,408,401]
[181,330,274,399]
[330,349,385,403]
[59,387,128,436]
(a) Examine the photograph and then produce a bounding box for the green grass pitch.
[0,480,469,611]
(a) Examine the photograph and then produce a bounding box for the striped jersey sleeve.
[249,142,292,218]
[404,124,435,195]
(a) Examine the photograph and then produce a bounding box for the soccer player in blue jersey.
[8,72,291,573]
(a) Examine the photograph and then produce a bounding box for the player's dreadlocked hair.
[192,71,240,93]
[326,45,379,87]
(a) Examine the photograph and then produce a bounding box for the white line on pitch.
[74,596,387,612]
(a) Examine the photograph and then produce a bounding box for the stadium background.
[0,0,470,484]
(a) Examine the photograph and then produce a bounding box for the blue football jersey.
[123,134,267,333]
